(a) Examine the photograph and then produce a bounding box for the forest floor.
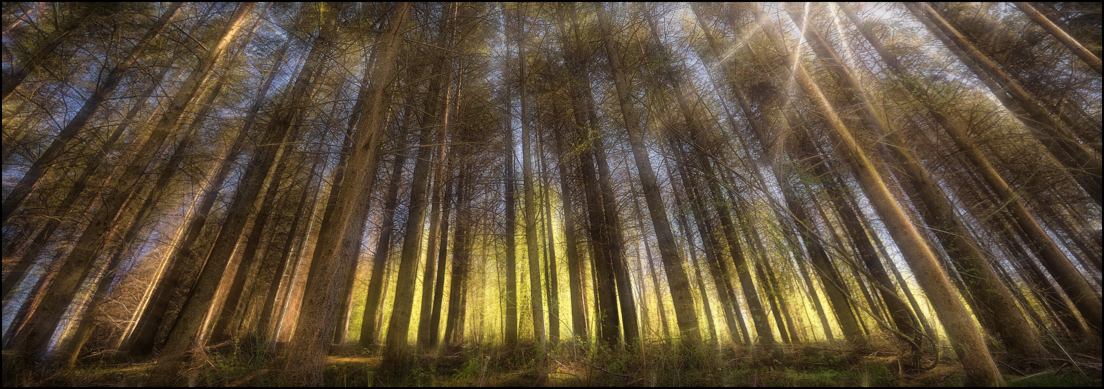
[8,338,1101,386]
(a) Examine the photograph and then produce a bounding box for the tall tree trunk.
[2,248,66,347]
[672,150,748,345]
[501,2,520,348]
[907,2,1101,206]
[577,125,621,347]
[412,3,459,353]
[1014,2,1101,75]
[12,4,253,365]
[428,166,455,349]
[751,4,1002,384]
[1,57,173,306]
[416,156,449,351]
[0,4,95,103]
[443,169,472,346]
[52,77,227,368]
[537,116,561,346]
[555,5,619,347]
[643,4,776,350]
[123,37,291,357]
[148,3,334,382]
[1,3,180,223]
[630,189,672,340]
[549,109,587,342]
[259,159,323,343]
[597,3,702,346]
[810,148,921,349]
[515,4,547,354]
[278,4,408,386]
[664,153,719,344]
[794,6,1063,357]
[585,106,640,349]
[358,150,408,350]
[842,1,1098,338]
[384,36,455,363]
[209,129,296,344]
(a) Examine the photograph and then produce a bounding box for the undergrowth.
[4,335,1100,387]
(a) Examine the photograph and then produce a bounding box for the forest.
[1,2,1101,387]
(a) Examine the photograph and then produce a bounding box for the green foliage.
[8,340,1101,386]
[1008,370,1101,387]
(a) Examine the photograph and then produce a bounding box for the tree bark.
[664,152,719,344]
[12,3,252,366]
[537,114,561,346]
[383,32,455,362]
[2,3,180,223]
[672,150,748,345]
[597,3,702,346]
[549,108,587,342]
[501,2,520,348]
[443,169,472,346]
[123,37,291,357]
[1,4,95,103]
[752,3,1002,384]
[515,4,548,354]
[428,166,455,349]
[1014,2,1102,75]
[277,4,408,386]
[53,76,227,369]
[1,58,175,307]
[358,149,408,350]
[907,2,1101,206]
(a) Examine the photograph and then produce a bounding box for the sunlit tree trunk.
[630,190,671,340]
[537,116,560,346]
[709,38,863,343]
[671,148,748,345]
[209,120,296,344]
[12,4,252,366]
[384,39,454,363]
[278,4,408,386]
[2,249,65,347]
[53,77,227,368]
[558,4,619,347]
[598,3,701,346]
[808,147,920,349]
[428,166,455,349]
[751,4,1002,384]
[0,4,94,103]
[795,6,1063,358]
[417,151,450,351]
[1,3,180,223]
[907,3,1101,206]
[700,157,776,351]
[501,2,520,348]
[443,169,472,346]
[549,107,587,342]
[1014,2,1101,75]
[515,4,548,354]
[664,153,719,344]
[414,4,459,353]
[1,57,177,306]
[843,3,1100,337]
[124,38,291,357]
[259,159,323,343]
[358,150,408,350]
[985,195,1089,336]
[585,105,640,349]
[148,2,329,382]
[577,132,621,346]
[315,91,370,344]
